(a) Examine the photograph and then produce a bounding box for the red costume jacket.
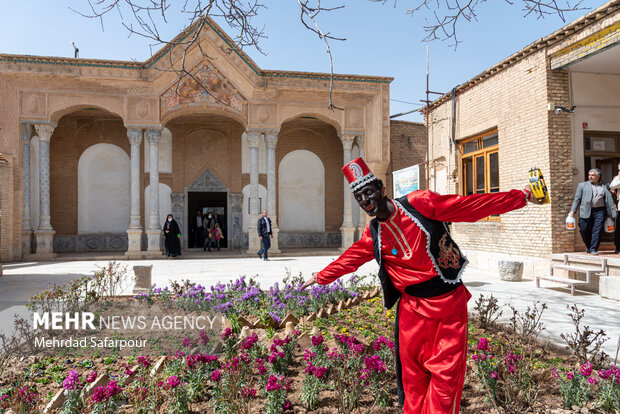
[317,189,528,319]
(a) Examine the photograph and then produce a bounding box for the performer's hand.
[302,272,318,290]
[523,187,542,205]
[568,211,575,217]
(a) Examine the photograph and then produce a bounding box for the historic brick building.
[0,17,395,261]
[425,1,620,275]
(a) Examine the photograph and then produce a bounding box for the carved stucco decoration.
[161,60,247,116]
[187,169,229,192]
[21,93,46,117]
[136,101,151,120]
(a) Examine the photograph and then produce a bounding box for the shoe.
[203,247,206,251]
[217,248,220,251]
[264,258,269,261]
[586,249,591,253]
[257,252,262,260]
[208,249,211,252]
[615,250,620,254]
[591,249,599,255]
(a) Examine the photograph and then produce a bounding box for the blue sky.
[0,1,603,122]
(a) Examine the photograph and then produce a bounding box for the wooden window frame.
[459,129,499,221]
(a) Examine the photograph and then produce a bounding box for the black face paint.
[353,182,391,220]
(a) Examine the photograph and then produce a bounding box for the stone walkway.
[1,255,618,359]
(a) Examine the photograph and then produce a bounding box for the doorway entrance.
[187,191,228,248]
[583,131,620,245]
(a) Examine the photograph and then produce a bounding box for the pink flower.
[477,337,489,351]
[221,328,234,340]
[182,337,194,348]
[62,370,81,390]
[311,335,324,347]
[580,363,593,377]
[210,369,221,382]
[165,375,181,390]
[490,372,499,380]
[85,370,97,383]
[283,400,293,411]
[566,371,575,380]
[588,377,598,385]
[314,366,328,379]
[242,387,257,398]
[137,355,152,368]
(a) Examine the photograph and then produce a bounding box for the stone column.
[33,123,56,258]
[126,128,143,256]
[145,128,162,254]
[246,130,262,254]
[21,124,33,256]
[340,132,356,251]
[355,134,366,236]
[265,129,280,254]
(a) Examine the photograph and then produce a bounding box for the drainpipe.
[450,88,457,192]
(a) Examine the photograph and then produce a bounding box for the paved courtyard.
[0,255,618,358]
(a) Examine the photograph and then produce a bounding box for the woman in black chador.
[162,214,182,259]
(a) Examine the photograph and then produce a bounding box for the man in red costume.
[302,157,541,413]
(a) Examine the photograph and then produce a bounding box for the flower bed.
[1,272,619,413]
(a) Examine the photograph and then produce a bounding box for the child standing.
[213,223,224,251]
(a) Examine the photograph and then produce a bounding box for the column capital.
[127,128,143,145]
[146,128,162,144]
[355,133,365,145]
[339,132,356,151]
[22,124,34,143]
[265,130,279,149]
[34,123,56,142]
[246,129,263,148]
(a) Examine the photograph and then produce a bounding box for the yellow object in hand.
[528,168,550,204]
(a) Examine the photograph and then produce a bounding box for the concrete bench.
[535,254,606,296]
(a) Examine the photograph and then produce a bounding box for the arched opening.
[78,143,130,233]
[276,117,343,248]
[278,151,325,232]
[164,113,245,249]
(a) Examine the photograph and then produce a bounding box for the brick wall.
[0,155,13,262]
[389,120,427,193]
[426,50,564,258]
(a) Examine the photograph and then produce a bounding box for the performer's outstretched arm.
[407,188,530,223]
[300,226,374,290]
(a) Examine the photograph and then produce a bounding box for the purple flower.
[588,377,598,385]
[211,369,221,382]
[566,371,575,380]
[490,372,499,380]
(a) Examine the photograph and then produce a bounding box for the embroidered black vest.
[369,195,468,309]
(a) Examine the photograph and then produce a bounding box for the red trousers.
[398,291,469,414]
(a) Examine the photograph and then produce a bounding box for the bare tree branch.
[370,0,587,48]
[297,0,346,111]
[71,0,267,109]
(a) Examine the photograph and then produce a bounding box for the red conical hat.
[342,157,377,192]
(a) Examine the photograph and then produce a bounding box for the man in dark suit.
[257,209,273,261]
[569,168,617,255]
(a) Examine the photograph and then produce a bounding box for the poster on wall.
[392,165,420,198]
